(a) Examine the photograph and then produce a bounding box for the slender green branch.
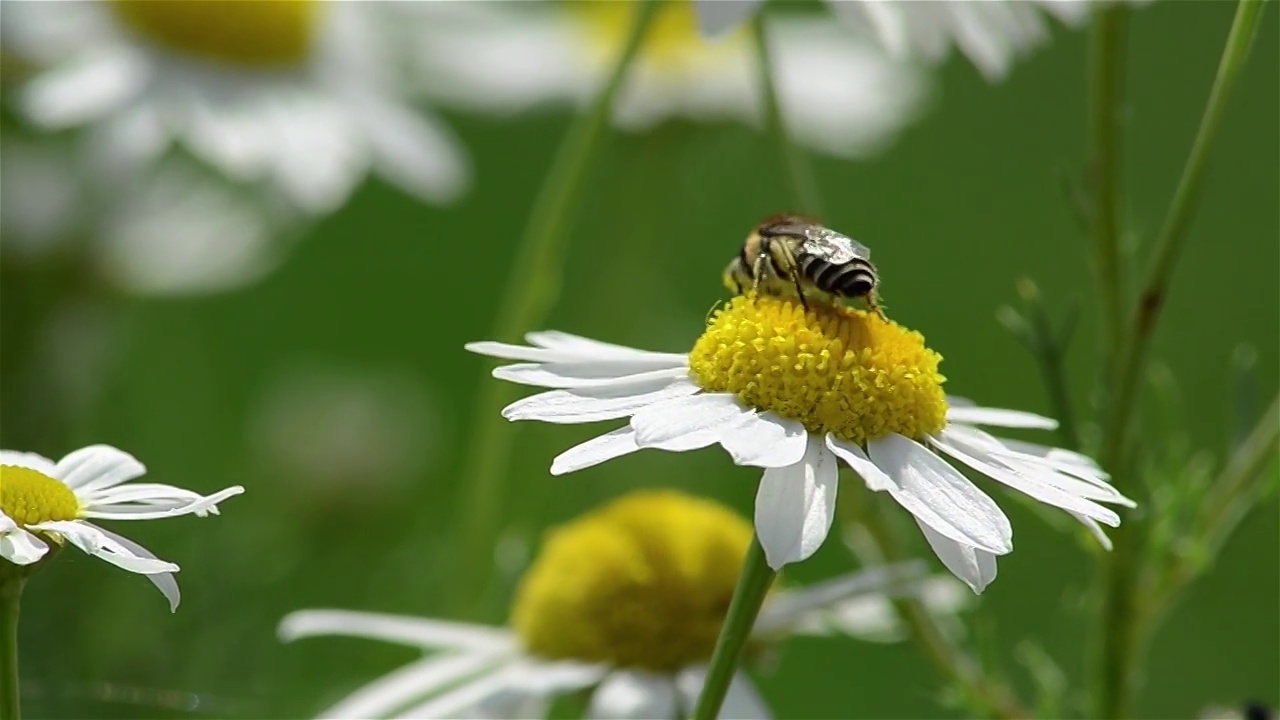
[852,501,1030,720]
[450,1,661,613]
[692,538,776,720]
[1095,3,1267,717]
[0,576,24,720]
[751,15,825,218]
[1088,5,1131,357]
[1103,0,1267,464]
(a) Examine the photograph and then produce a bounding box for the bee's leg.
[750,253,770,297]
[868,291,887,321]
[792,275,809,312]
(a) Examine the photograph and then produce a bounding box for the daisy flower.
[2,0,468,292]
[696,0,1137,82]
[280,489,960,719]
[466,293,1136,591]
[0,444,243,611]
[411,1,926,160]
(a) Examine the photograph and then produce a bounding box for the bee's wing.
[805,228,870,264]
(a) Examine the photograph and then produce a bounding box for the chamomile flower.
[280,489,958,719]
[0,444,243,611]
[412,1,925,160]
[696,0,1130,82]
[466,295,1136,591]
[2,0,468,291]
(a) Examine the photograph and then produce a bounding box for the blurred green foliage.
[1,2,1275,718]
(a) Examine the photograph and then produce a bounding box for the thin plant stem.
[750,15,825,218]
[850,498,1029,720]
[692,537,776,720]
[0,577,23,720]
[1095,2,1267,717]
[450,1,661,613]
[1088,5,1131,357]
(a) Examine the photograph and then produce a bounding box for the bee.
[723,214,883,317]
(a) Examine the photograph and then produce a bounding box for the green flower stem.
[751,14,825,218]
[692,537,776,720]
[849,498,1029,720]
[1087,5,1131,356]
[450,1,661,613]
[1095,3,1267,717]
[0,576,23,720]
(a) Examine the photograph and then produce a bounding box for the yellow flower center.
[0,465,80,527]
[570,0,748,77]
[512,489,753,672]
[110,0,320,68]
[688,295,948,445]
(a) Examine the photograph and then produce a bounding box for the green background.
[2,2,1276,718]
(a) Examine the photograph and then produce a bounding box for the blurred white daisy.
[467,293,1136,591]
[696,0,1129,82]
[0,444,243,611]
[280,489,962,719]
[2,0,468,293]
[412,1,926,160]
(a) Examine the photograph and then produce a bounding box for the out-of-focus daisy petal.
[280,610,517,651]
[692,0,766,37]
[587,670,678,720]
[675,666,772,720]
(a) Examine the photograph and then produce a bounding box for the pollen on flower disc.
[511,490,752,672]
[688,295,948,445]
[0,465,80,527]
[110,0,320,67]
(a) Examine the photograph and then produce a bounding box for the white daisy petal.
[400,659,594,720]
[0,512,49,565]
[675,666,773,720]
[318,652,516,720]
[279,610,515,652]
[357,98,470,205]
[54,444,146,493]
[718,411,808,468]
[754,561,927,635]
[913,518,999,594]
[502,380,701,424]
[81,485,244,520]
[92,525,182,612]
[928,430,1121,527]
[20,47,149,128]
[754,437,839,570]
[550,427,644,476]
[588,670,678,720]
[467,340,687,367]
[630,393,749,451]
[1071,513,1113,551]
[0,451,58,475]
[825,435,894,491]
[493,365,690,391]
[866,434,1013,555]
[523,331,680,359]
[946,405,1058,430]
[32,520,180,575]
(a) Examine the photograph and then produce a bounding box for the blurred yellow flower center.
[571,0,747,76]
[688,295,948,445]
[512,490,753,672]
[110,0,320,67]
[0,465,80,527]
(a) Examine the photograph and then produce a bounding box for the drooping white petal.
[0,450,58,476]
[400,659,603,719]
[692,0,766,36]
[81,485,244,520]
[631,393,750,452]
[92,525,182,612]
[946,405,1058,430]
[587,670,677,720]
[913,519,999,594]
[754,437,839,570]
[493,365,689,391]
[54,444,146,493]
[0,512,49,565]
[279,610,515,652]
[825,435,894,491]
[550,427,644,476]
[866,434,1013,555]
[356,97,470,205]
[928,430,1121,526]
[675,666,773,720]
[717,411,809,468]
[31,520,180,575]
[754,561,927,635]
[1071,513,1114,551]
[502,380,701,424]
[467,339,687,368]
[316,652,516,720]
[259,89,367,215]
